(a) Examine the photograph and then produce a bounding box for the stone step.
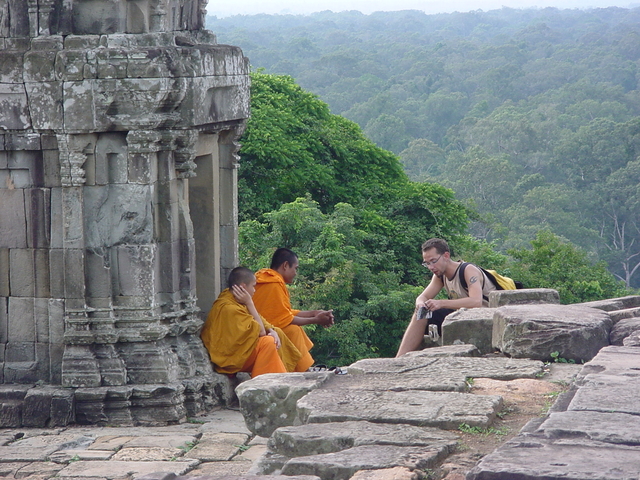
[297,388,503,430]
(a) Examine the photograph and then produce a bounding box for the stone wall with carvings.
[0,0,249,426]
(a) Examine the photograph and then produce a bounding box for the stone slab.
[280,444,448,480]
[49,449,115,463]
[609,317,640,345]
[324,372,469,393]
[138,475,320,480]
[569,374,640,416]
[56,460,200,479]
[196,408,252,435]
[268,421,458,457]
[184,432,249,461]
[236,372,332,437]
[576,345,640,380]
[297,389,503,430]
[184,459,253,477]
[492,304,611,362]
[402,344,481,357]
[539,410,640,445]
[123,435,198,449]
[110,447,182,461]
[10,432,94,449]
[0,446,58,462]
[577,295,640,312]
[350,467,417,480]
[467,438,640,480]
[441,309,495,354]
[348,356,544,380]
[488,288,560,307]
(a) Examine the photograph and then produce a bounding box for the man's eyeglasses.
[422,255,443,267]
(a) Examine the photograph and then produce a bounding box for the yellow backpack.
[459,262,522,292]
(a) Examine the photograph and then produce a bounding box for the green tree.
[507,231,632,304]
[238,71,406,221]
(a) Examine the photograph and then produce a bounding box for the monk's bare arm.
[292,309,334,327]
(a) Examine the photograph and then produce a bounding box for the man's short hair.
[421,238,450,255]
[270,248,298,270]
[228,267,255,289]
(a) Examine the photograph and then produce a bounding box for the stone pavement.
[1,344,639,479]
[0,408,275,480]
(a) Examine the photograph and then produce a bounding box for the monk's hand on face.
[231,284,252,305]
[268,329,281,349]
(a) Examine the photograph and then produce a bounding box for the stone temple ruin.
[0,0,249,426]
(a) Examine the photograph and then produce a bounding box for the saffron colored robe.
[253,268,315,372]
[200,289,301,376]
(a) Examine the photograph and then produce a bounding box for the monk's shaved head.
[270,248,298,270]
[228,267,255,289]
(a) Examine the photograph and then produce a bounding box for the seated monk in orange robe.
[201,266,301,377]
[253,248,334,372]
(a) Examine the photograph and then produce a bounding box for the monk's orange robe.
[200,289,301,376]
[253,268,315,372]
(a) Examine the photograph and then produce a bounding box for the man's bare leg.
[396,312,429,357]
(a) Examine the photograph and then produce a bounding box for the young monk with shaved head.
[253,248,334,372]
[200,266,301,377]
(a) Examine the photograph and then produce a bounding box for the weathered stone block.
[0,189,27,248]
[23,50,57,82]
[0,83,31,130]
[84,184,154,248]
[8,297,35,341]
[623,331,640,346]
[610,317,640,345]
[488,288,560,308]
[25,188,51,248]
[22,387,54,427]
[349,355,544,380]
[5,133,41,151]
[442,308,495,354]
[576,295,640,312]
[95,132,128,185]
[85,248,113,298]
[0,249,9,296]
[609,306,640,324]
[0,297,7,343]
[0,51,24,83]
[34,297,50,343]
[64,35,102,50]
[48,249,64,298]
[298,388,503,430]
[467,437,640,480]
[25,81,64,130]
[236,372,334,437]
[268,421,459,458]
[113,244,156,297]
[55,50,88,81]
[60,187,84,249]
[280,444,450,480]
[493,304,612,362]
[30,36,63,51]
[63,248,86,299]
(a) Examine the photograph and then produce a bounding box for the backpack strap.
[458,262,491,301]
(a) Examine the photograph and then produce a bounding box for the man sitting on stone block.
[253,248,334,372]
[201,267,301,377]
[396,238,496,357]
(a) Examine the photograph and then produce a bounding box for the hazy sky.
[206,0,637,17]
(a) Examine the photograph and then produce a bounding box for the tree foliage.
[209,7,640,287]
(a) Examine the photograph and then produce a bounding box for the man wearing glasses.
[396,238,496,356]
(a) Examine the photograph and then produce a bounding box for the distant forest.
[206,7,640,288]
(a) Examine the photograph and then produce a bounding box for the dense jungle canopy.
[206,8,639,364]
